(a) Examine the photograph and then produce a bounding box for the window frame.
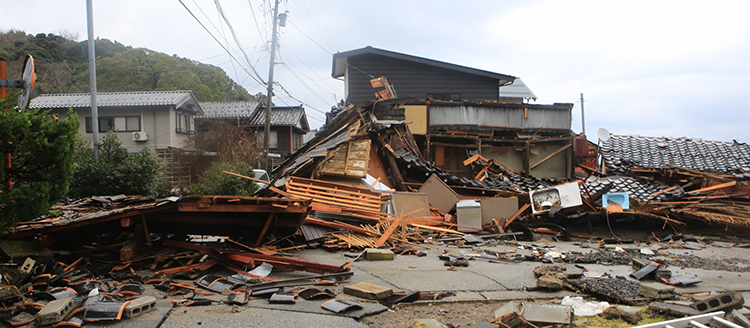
[175,112,194,134]
[85,116,141,133]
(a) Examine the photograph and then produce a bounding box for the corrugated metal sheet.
[299,224,332,242]
[198,101,260,118]
[429,104,570,130]
[29,91,198,110]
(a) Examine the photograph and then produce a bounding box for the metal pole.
[87,0,100,160]
[264,0,280,171]
[580,92,585,137]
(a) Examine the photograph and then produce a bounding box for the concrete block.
[521,302,572,325]
[647,302,700,317]
[639,283,675,299]
[365,248,394,261]
[692,291,744,313]
[124,296,157,318]
[343,282,392,300]
[36,297,76,326]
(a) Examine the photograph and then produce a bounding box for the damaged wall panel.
[318,139,371,178]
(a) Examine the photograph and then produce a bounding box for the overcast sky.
[4,1,750,142]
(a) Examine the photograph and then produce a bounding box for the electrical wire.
[214,0,266,84]
[178,0,266,87]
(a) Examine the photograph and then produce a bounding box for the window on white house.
[176,112,194,134]
[85,116,141,133]
[257,130,278,149]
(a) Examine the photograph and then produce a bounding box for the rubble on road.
[4,100,750,327]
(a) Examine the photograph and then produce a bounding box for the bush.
[190,160,258,196]
[68,130,162,198]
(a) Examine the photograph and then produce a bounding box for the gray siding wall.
[346,54,499,106]
[430,105,571,130]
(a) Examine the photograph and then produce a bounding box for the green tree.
[68,130,162,198]
[0,92,80,229]
[190,160,258,196]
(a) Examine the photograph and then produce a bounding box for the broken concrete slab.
[647,301,700,317]
[521,302,573,325]
[603,305,643,324]
[493,301,572,326]
[639,282,675,300]
[343,282,393,300]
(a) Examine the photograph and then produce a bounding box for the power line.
[177,0,266,87]
[214,0,266,84]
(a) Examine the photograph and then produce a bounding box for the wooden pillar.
[523,140,531,176]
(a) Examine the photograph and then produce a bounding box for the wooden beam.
[409,223,466,235]
[304,217,372,235]
[690,180,736,194]
[255,213,275,246]
[523,140,530,175]
[502,203,530,229]
[222,170,268,185]
[530,143,571,170]
[374,217,401,247]
[140,214,152,247]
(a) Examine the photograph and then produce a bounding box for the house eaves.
[28,90,203,115]
[332,46,516,86]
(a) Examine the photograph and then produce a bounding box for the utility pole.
[87,0,100,160]
[580,93,586,137]
[264,0,282,171]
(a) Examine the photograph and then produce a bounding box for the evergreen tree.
[0,92,80,230]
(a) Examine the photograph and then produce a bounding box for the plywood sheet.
[479,197,518,226]
[418,174,459,214]
[403,105,427,135]
[391,192,430,218]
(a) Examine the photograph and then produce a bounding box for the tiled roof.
[248,106,306,127]
[582,176,675,203]
[197,102,306,127]
[393,147,553,193]
[601,135,750,175]
[28,91,200,111]
[198,101,260,119]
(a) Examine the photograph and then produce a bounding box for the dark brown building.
[332,46,517,107]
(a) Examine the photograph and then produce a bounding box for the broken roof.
[29,91,203,114]
[332,46,516,86]
[601,134,750,175]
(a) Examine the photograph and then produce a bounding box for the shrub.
[190,160,258,196]
[68,130,162,198]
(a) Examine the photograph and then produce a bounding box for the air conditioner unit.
[133,132,148,141]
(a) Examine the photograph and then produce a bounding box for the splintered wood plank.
[374,217,401,247]
[409,223,465,236]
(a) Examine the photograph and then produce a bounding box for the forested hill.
[0,30,254,102]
